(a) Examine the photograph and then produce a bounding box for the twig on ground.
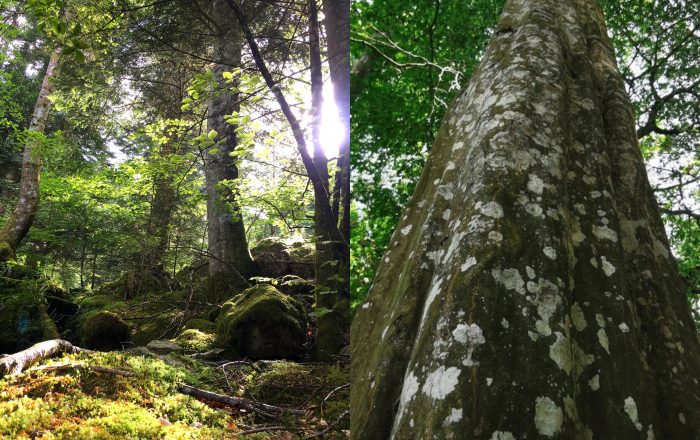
[304,410,349,439]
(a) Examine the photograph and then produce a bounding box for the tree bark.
[350,1,700,439]
[0,48,60,261]
[205,0,256,285]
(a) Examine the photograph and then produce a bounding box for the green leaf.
[207,130,217,140]
[208,148,220,155]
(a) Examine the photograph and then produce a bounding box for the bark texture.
[205,0,256,284]
[350,0,700,438]
[0,49,60,260]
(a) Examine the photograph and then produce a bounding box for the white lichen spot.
[598,329,610,354]
[422,366,461,400]
[570,302,587,331]
[461,256,477,272]
[395,370,420,424]
[624,397,643,431]
[381,325,390,340]
[596,314,606,328]
[486,377,493,386]
[591,190,602,198]
[589,374,600,390]
[361,302,372,309]
[601,256,616,276]
[572,231,586,244]
[534,396,563,437]
[549,332,593,377]
[501,318,510,329]
[490,431,516,440]
[619,322,630,333]
[590,257,599,268]
[479,201,504,218]
[574,203,586,215]
[678,413,686,424]
[446,161,456,171]
[489,231,504,243]
[492,268,526,294]
[527,174,545,194]
[452,141,464,151]
[526,266,536,279]
[525,203,544,218]
[593,225,618,242]
[444,408,463,425]
[433,178,440,185]
[535,320,552,336]
[646,425,655,440]
[528,330,539,341]
[400,225,413,236]
[454,323,486,367]
[543,246,557,260]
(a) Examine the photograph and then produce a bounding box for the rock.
[251,237,314,279]
[173,329,215,351]
[278,275,314,296]
[82,311,131,351]
[216,284,307,359]
[146,340,185,354]
[128,346,158,357]
[0,275,59,353]
[183,318,216,333]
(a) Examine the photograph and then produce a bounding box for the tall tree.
[0,47,60,261]
[351,0,700,438]
[224,0,350,361]
[205,0,256,286]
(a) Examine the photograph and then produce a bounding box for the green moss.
[82,311,131,351]
[215,284,307,359]
[131,310,182,347]
[183,319,216,333]
[251,237,288,253]
[173,329,215,351]
[0,241,15,262]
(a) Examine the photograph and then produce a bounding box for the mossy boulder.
[250,237,314,279]
[0,278,59,352]
[0,241,14,262]
[183,318,216,333]
[96,267,175,299]
[174,329,216,351]
[215,284,307,359]
[82,311,131,351]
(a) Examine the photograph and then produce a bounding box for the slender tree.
[0,48,60,261]
[351,0,700,438]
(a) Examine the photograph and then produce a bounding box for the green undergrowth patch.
[0,352,350,439]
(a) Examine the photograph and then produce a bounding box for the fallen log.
[177,383,306,417]
[0,339,92,376]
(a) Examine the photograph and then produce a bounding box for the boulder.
[183,318,216,333]
[0,277,59,353]
[173,329,215,351]
[215,284,307,359]
[250,237,314,279]
[146,340,185,355]
[82,311,131,351]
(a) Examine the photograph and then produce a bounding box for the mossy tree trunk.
[205,0,256,286]
[0,48,60,262]
[350,1,700,439]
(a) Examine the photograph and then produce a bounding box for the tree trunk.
[350,1,700,439]
[323,0,351,245]
[0,48,60,261]
[0,339,87,376]
[205,0,256,285]
[309,0,349,362]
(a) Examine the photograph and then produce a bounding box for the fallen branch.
[0,339,92,376]
[304,410,349,439]
[177,383,306,417]
[34,362,135,377]
[236,425,288,435]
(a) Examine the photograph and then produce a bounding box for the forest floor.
[0,349,349,439]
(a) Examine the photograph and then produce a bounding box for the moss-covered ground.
[0,351,349,439]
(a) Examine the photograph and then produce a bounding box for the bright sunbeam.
[318,84,343,159]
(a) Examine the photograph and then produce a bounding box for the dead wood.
[0,339,92,376]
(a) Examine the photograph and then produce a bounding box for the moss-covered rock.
[0,241,15,262]
[183,318,216,333]
[96,268,175,299]
[216,284,307,359]
[250,238,314,279]
[0,276,60,352]
[82,311,131,351]
[174,329,216,351]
